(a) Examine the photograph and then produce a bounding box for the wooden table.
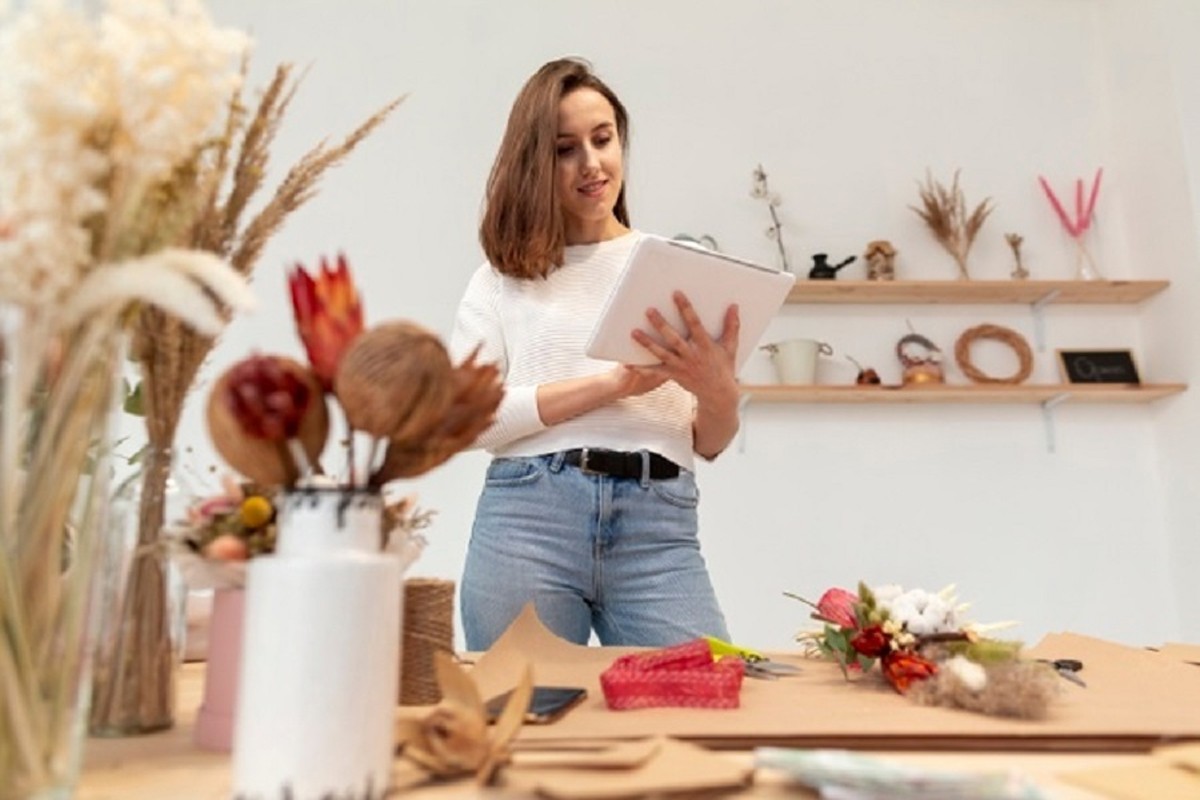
[78,664,1139,799]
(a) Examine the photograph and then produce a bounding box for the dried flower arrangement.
[206,255,503,492]
[788,583,1062,719]
[750,164,791,273]
[0,0,264,787]
[1037,169,1103,280]
[167,475,434,590]
[90,49,404,737]
[909,170,994,280]
[1005,232,1029,280]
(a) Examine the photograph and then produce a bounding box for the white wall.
[179,0,1198,649]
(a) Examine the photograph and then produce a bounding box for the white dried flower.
[0,0,250,328]
[881,588,959,636]
[944,655,988,692]
[61,248,256,334]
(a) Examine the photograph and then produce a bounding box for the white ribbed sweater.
[448,231,698,471]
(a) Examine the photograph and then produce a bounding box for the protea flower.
[815,587,859,630]
[289,253,364,388]
[206,355,329,486]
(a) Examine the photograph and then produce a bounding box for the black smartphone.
[484,685,587,724]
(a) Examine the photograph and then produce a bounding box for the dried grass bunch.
[91,57,403,737]
[0,0,264,787]
[909,169,993,279]
[133,62,403,462]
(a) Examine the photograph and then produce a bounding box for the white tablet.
[585,235,796,371]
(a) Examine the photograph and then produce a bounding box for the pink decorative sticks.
[1038,168,1103,238]
[1037,168,1104,279]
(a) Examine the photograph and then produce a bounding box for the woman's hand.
[609,363,669,398]
[632,292,739,400]
[631,292,741,458]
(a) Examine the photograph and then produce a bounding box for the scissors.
[704,636,802,680]
[1040,658,1086,688]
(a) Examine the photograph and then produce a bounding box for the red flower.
[881,651,938,693]
[289,253,364,389]
[849,624,890,658]
[815,587,859,630]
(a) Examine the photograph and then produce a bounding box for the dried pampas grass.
[909,169,993,280]
[134,63,403,451]
[94,61,402,735]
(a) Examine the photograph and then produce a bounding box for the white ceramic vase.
[231,487,402,800]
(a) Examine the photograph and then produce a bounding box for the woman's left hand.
[631,291,739,403]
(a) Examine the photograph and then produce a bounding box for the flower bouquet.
[201,254,502,797]
[166,474,434,591]
[790,582,1062,719]
[206,253,503,491]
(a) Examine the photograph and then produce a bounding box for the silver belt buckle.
[578,447,601,475]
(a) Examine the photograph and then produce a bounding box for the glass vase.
[87,443,188,737]
[0,308,126,800]
[1066,219,1104,281]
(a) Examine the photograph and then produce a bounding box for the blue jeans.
[461,451,729,649]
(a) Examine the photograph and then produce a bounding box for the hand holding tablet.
[585,236,795,373]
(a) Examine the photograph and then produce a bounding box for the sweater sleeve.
[449,265,546,451]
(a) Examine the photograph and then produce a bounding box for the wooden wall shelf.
[742,383,1187,405]
[785,279,1168,305]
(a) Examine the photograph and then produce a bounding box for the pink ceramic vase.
[193,587,245,751]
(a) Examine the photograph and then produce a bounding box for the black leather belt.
[561,448,680,480]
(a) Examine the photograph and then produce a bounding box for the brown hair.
[480,57,630,279]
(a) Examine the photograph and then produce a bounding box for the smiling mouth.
[578,180,606,197]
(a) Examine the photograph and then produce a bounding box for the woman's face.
[555,87,624,244]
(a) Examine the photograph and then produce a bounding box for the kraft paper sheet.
[467,606,1200,752]
[502,737,751,799]
[1059,743,1200,799]
[1156,642,1200,664]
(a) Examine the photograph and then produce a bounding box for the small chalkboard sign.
[1056,349,1141,384]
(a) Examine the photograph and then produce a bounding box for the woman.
[449,57,740,649]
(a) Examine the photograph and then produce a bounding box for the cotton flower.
[944,655,988,692]
[880,587,960,636]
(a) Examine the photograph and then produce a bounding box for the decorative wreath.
[954,324,1034,384]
